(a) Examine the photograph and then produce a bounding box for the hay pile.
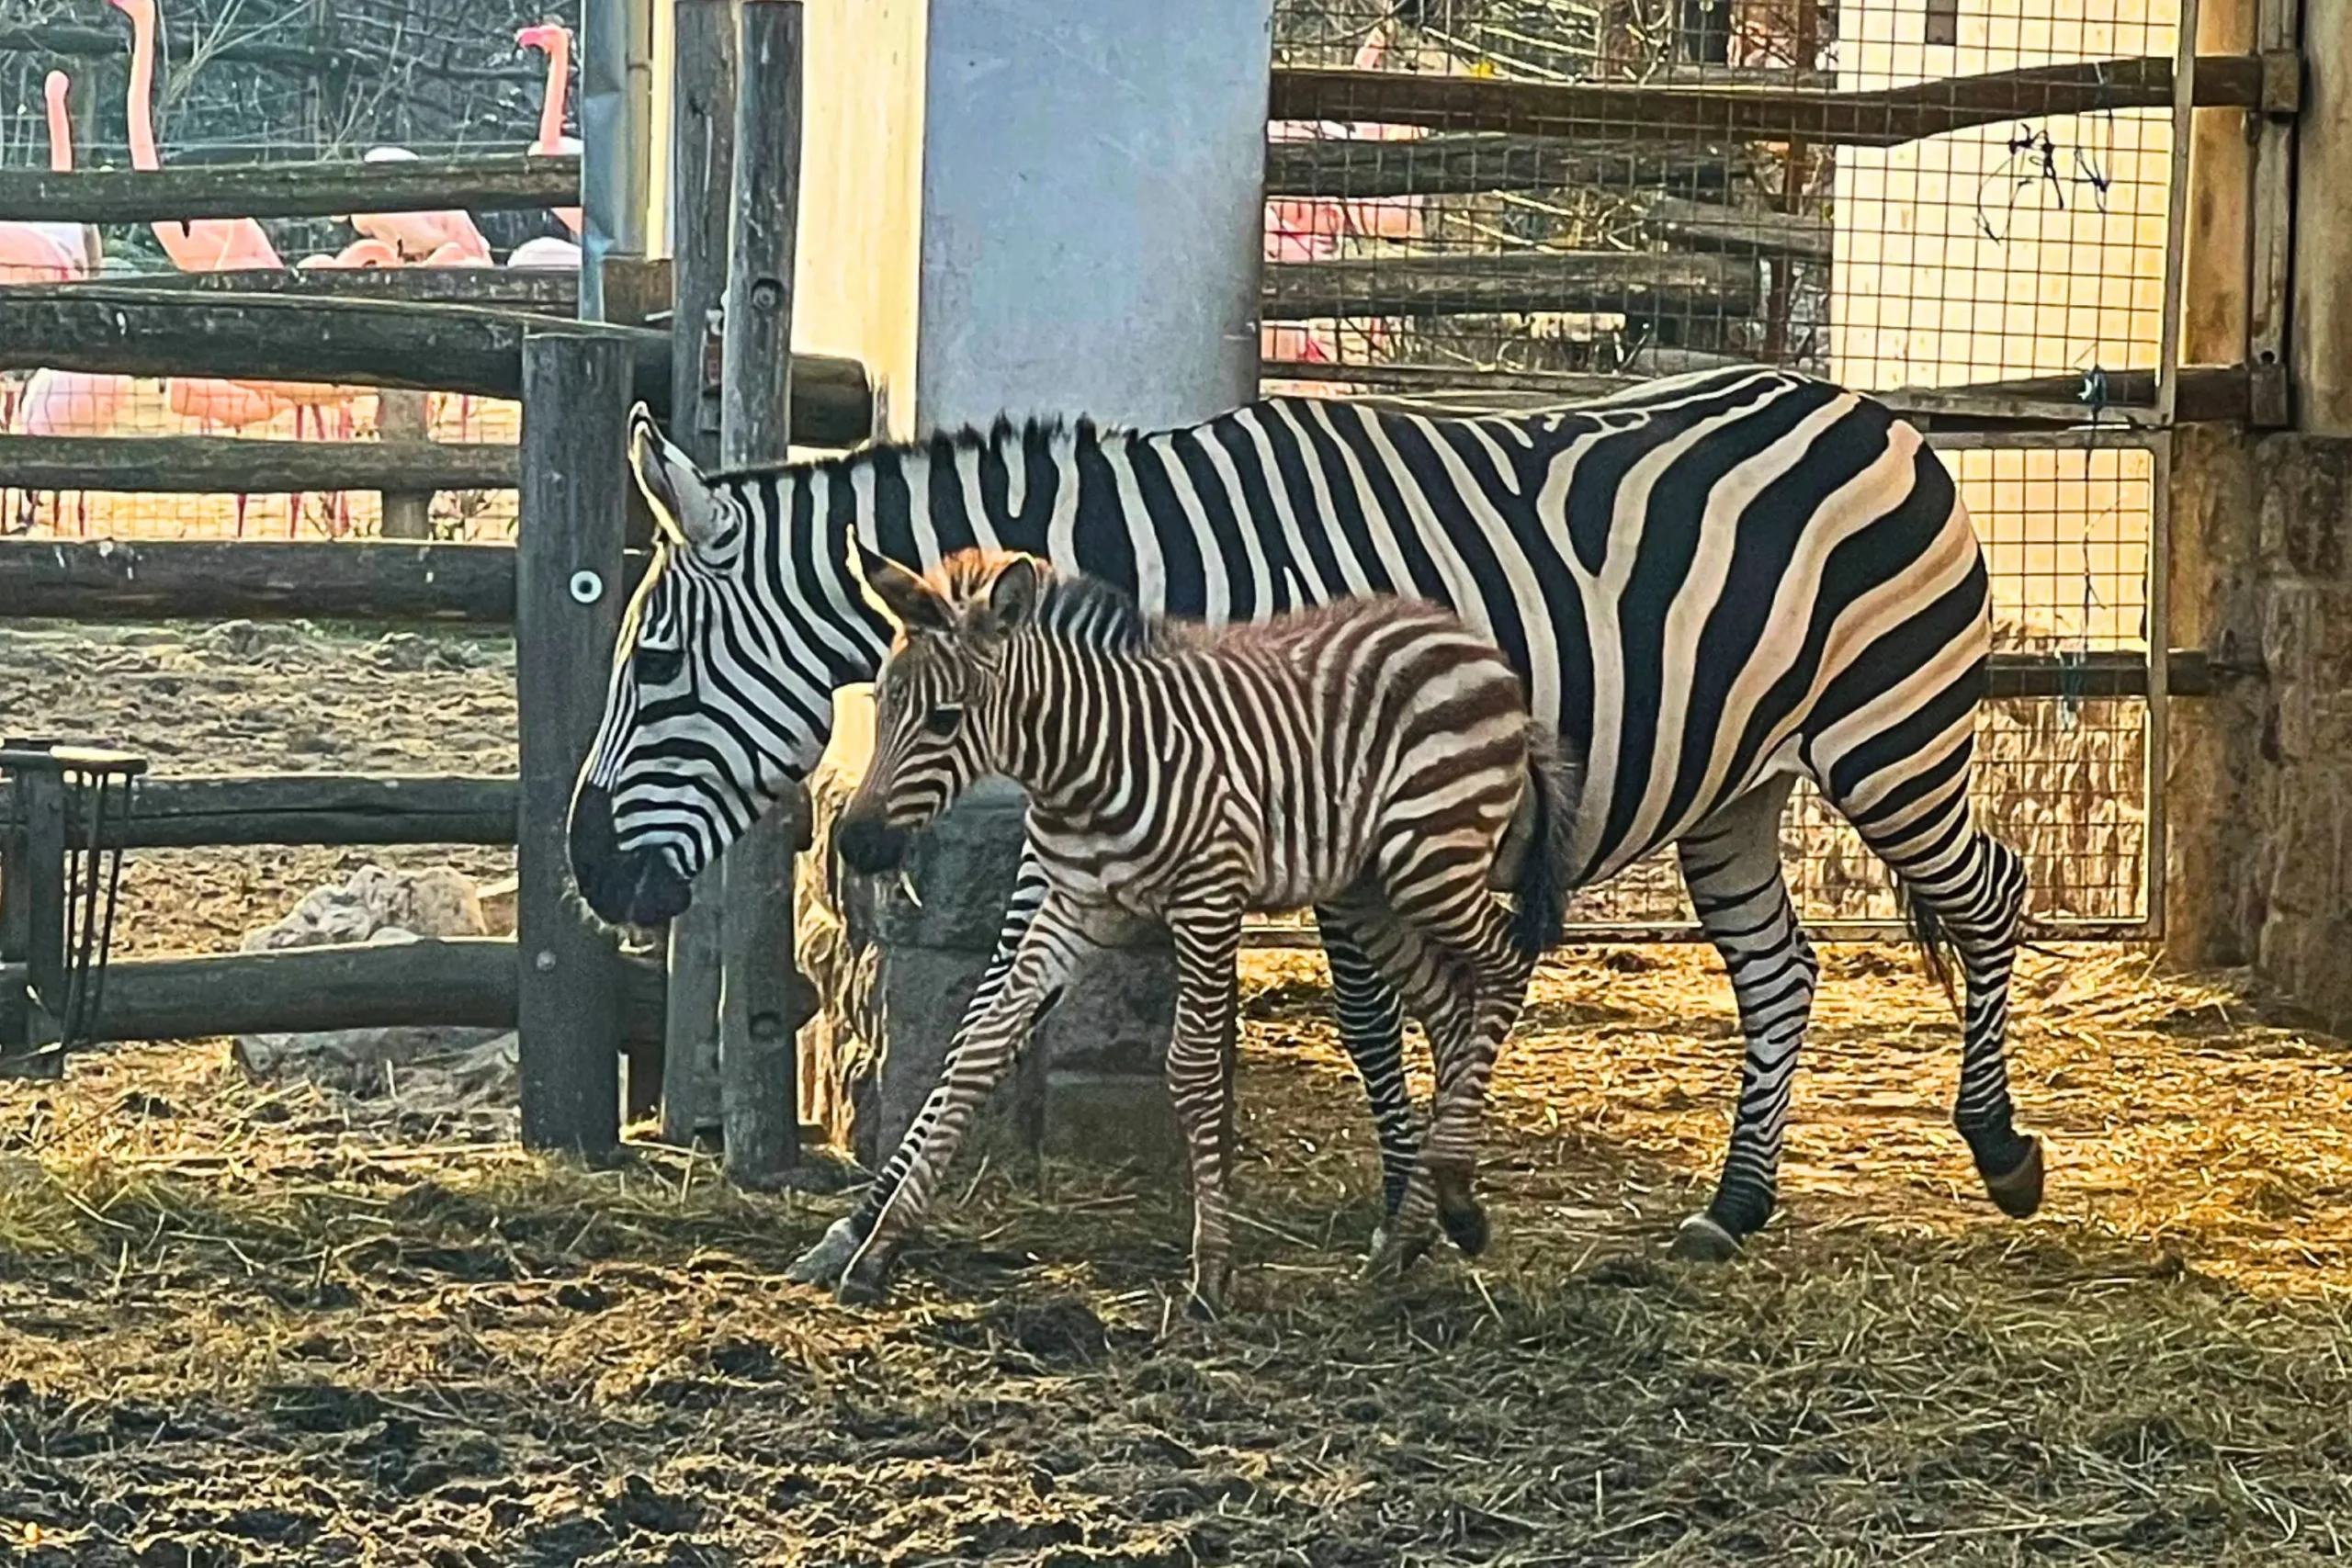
[5,944,2350,1564]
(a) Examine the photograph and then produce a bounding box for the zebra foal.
[828,547,1578,1311]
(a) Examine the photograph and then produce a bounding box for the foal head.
[832,549,1047,874]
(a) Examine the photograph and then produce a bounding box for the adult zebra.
[569,365,2042,1285]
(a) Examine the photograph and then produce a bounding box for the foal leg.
[1313,904,1421,1223]
[1164,882,1250,1315]
[787,840,1055,1289]
[830,888,1090,1303]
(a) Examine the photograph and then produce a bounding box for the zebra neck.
[986,640,1147,819]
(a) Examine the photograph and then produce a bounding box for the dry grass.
[6,943,2352,1565]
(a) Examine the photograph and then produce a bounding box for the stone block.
[796,687,1180,1175]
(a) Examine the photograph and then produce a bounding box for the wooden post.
[2294,0,2348,430]
[516,329,632,1155]
[658,0,740,1149]
[715,0,808,1184]
[375,390,435,540]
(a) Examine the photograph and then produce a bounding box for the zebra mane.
[701,411,1123,489]
[1032,570,1159,654]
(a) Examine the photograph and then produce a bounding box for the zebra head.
[833,550,1048,874]
[568,408,893,925]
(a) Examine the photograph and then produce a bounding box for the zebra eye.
[921,703,964,738]
[634,644,685,686]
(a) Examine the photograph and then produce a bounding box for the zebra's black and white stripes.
[820,548,1576,1308]
[569,365,2041,1289]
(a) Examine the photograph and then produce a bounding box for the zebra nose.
[568,784,694,924]
[834,810,910,874]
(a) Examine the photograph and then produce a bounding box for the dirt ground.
[6,621,2352,1565]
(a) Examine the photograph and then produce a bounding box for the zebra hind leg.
[1671,778,1819,1262]
[1315,902,1421,1220]
[1829,758,2039,1216]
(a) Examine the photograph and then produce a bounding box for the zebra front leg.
[1315,901,1420,1221]
[785,845,1054,1289]
[1671,778,1818,1262]
[1165,889,1249,1316]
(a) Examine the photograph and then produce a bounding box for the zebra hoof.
[1440,1201,1490,1258]
[784,1216,865,1288]
[1982,1135,2046,1220]
[1668,1213,1742,1264]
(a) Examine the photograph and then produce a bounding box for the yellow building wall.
[1831,0,2176,649]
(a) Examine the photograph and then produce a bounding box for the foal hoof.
[1982,1134,2046,1220]
[1439,1201,1490,1258]
[785,1215,865,1288]
[1668,1212,1743,1264]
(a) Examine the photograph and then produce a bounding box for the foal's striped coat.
[830,548,1578,1309]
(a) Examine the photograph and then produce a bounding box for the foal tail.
[1509,733,1582,962]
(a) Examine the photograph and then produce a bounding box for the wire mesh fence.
[1261,0,2181,398]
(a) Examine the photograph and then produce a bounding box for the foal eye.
[920,704,964,738]
[634,644,685,686]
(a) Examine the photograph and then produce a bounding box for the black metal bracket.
[0,739,145,1078]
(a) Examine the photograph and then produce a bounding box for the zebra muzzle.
[835,811,912,874]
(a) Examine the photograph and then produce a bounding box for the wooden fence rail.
[0,435,517,495]
[0,773,517,849]
[0,152,580,225]
[0,288,875,446]
[1267,56,2263,146]
[0,939,666,1044]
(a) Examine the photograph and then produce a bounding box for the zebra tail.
[1509,733,1580,962]
[1899,885,1958,1003]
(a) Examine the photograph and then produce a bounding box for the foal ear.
[972,554,1044,639]
[859,549,953,636]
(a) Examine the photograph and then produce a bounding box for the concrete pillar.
[789,0,1273,1169]
[794,0,1272,437]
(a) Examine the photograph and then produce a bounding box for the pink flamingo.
[107,0,284,271]
[34,73,100,268]
[345,147,493,265]
[1262,26,1424,367]
[517,24,583,238]
[107,0,364,479]
[0,70,89,284]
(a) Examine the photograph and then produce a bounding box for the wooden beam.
[0,20,458,76]
[1267,57,2262,148]
[0,773,518,850]
[1263,250,1760,321]
[716,0,809,1185]
[0,939,664,1044]
[0,153,580,225]
[45,267,581,311]
[661,0,741,1148]
[1262,133,1737,199]
[0,287,875,446]
[0,539,558,623]
[516,329,633,1155]
[0,434,516,494]
[1634,195,1830,262]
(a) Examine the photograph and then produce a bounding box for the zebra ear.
[975,554,1043,637]
[860,550,952,635]
[628,406,722,549]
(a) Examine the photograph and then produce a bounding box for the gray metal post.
[657,0,740,1148]
[715,0,808,1183]
[578,0,654,322]
[516,328,632,1154]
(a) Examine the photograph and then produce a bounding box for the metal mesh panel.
[1263,0,2180,397]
